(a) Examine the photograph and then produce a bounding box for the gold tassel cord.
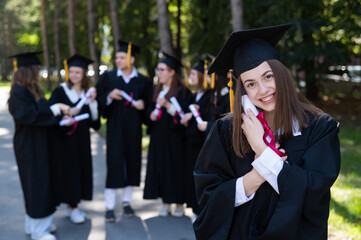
[183,68,189,88]
[13,59,18,72]
[228,69,234,112]
[211,59,215,89]
[63,60,69,82]
[203,60,208,89]
[127,42,132,68]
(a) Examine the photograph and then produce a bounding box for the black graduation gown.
[8,85,60,218]
[205,89,230,133]
[184,90,213,214]
[49,86,100,206]
[144,86,193,204]
[96,70,152,188]
[193,113,341,240]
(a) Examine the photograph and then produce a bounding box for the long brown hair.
[195,70,205,91]
[66,67,89,91]
[153,66,186,101]
[232,59,322,158]
[10,65,44,102]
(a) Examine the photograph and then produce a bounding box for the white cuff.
[88,100,99,120]
[50,104,61,116]
[167,104,177,116]
[106,94,113,106]
[251,147,283,194]
[235,177,255,207]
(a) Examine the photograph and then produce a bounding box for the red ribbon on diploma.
[124,92,134,106]
[256,112,287,157]
[67,120,78,135]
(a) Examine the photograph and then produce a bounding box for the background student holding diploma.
[7,51,73,240]
[49,54,100,224]
[193,23,341,240]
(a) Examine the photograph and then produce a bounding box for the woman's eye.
[266,74,273,79]
[247,82,255,88]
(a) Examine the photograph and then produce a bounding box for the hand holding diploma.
[189,104,203,124]
[76,87,96,109]
[59,113,90,126]
[153,90,168,120]
[120,90,137,106]
[170,97,185,118]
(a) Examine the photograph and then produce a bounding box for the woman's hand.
[241,109,267,156]
[180,112,193,126]
[157,98,170,109]
[62,115,75,126]
[197,121,208,132]
[275,143,288,162]
[150,111,158,121]
[58,103,70,115]
[68,107,81,117]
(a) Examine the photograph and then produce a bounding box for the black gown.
[96,70,152,188]
[144,86,193,204]
[8,85,60,218]
[184,90,213,214]
[206,87,230,133]
[193,113,340,240]
[49,85,100,206]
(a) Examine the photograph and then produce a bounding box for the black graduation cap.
[66,54,94,69]
[208,23,292,77]
[192,60,205,73]
[8,51,42,68]
[159,52,183,71]
[118,40,140,56]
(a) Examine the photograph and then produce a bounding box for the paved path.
[0,86,195,240]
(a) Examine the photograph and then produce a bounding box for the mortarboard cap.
[8,51,42,69]
[159,52,183,72]
[66,54,94,69]
[208,23,292,77]
[192,60,205,73]
[118,40,140,56]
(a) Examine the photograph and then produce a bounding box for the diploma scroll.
[120,90,137,105]
[170,97,185,118]
[189,104,203,124]
[75,87,95,109]
[59,113,90,126]
[154,90,167,117]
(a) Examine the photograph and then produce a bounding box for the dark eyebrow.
[242,70,273,84]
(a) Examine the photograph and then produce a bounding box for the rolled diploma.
[189,104,203,124]
[120,90,137,105]
[170,96,185,118]
[154,90,167,117]
[76,87,95,109]
[59,113,90,126]
[241,95,259,117]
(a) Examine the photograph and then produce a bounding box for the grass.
[329,126,361,240]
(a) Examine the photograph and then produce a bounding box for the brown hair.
[232,59,322,158]
[10,65,44,102]
[66,67,89,91]
[153,65,186,101]
[195,71,205,91]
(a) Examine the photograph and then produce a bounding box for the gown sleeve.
[193,119,238,240]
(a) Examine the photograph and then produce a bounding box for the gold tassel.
[127,42,132,68]
[203,60,208,89]
[211,59,215,89]
[183,68,189,88]
[228,69,234,112]
[63,59,68,82]
[13,59,18,72]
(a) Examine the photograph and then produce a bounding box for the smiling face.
[68,66,84,85]
[240,61,276,114]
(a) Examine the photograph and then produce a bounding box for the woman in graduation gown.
[180,60,213,220]
[144,52,192,217]
[49,54,100,224]
[8,52,73,240]
[193,23,341,240]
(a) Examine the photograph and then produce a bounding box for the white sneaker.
[35,233,56,240]
[158,204,171,217]
[172,204,184,217]
[69,208,86,224]
[66,208,86,217]
[25,224,56,236]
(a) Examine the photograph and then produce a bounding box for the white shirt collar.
[116,67,138,84]
[277,117,302,136]
[195,91,204,102]
[61,83,85,104]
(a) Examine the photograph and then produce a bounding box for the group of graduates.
[8,22,341,240]
[7,39,230,240]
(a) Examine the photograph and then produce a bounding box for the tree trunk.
[175,0,181,60]
[68,0,76,55]
[109,0,121,52]
[87,0,100,84]
[41,0,51,90]
[54,0,62,84]
[157,0,174,55]
[231,0,244,31]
